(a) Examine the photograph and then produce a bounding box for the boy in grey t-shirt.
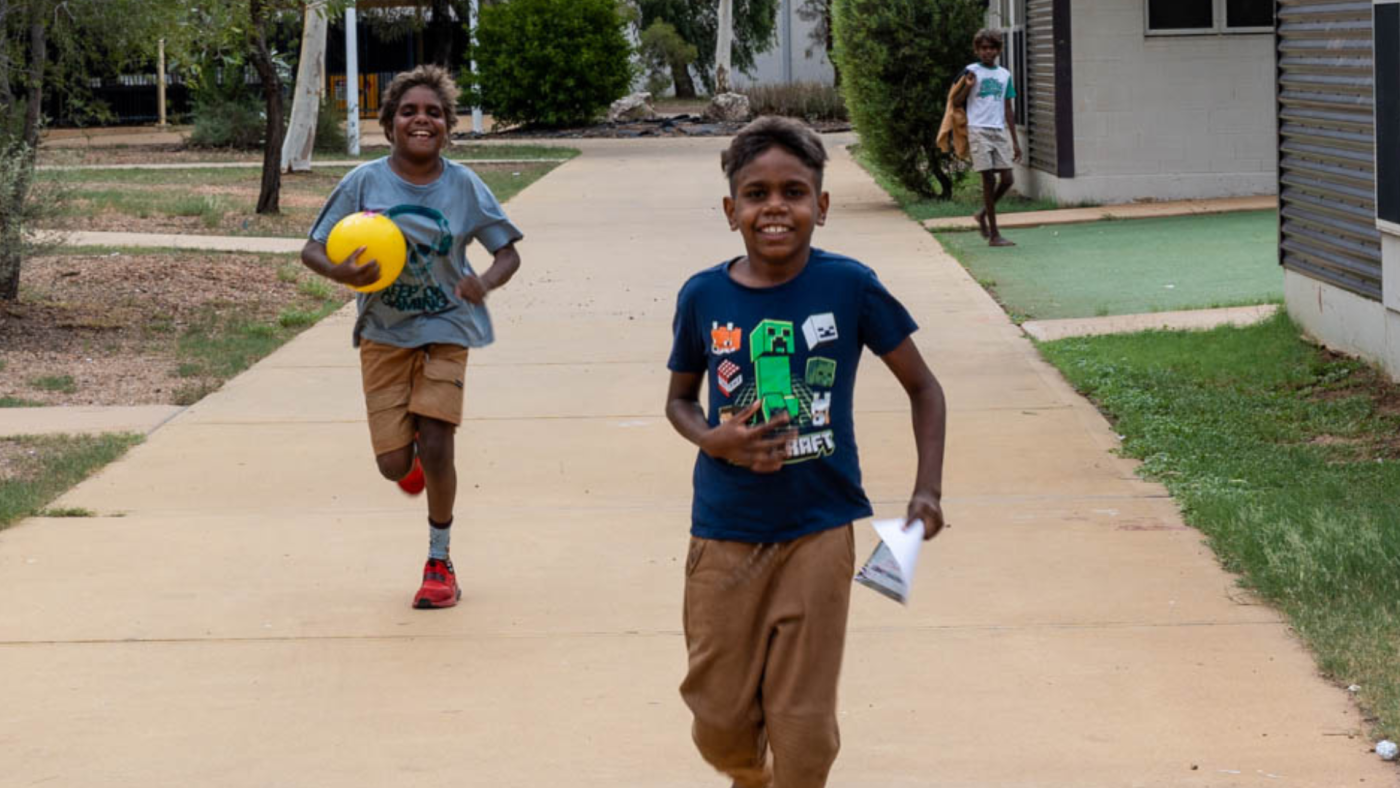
[301,65,523,609]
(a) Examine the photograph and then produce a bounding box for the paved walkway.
[1,139,1391,787]
[1022,304,1281,342]
[924,194,1277,232]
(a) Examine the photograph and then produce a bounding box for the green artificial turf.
[936,210,1283,321]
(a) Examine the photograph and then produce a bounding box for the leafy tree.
[471,0,634,128]
[833,0,981,199]
[638,20,697,97]
[0,0,178,301]
[634,0,778,98]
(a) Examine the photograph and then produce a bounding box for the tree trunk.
[21,6,44,150]
[281,1,328,173]
[248,0,283,215]
[0,0,13,111]
[0,3,44,302]
[715,0,733,93]
[429,0,453,65]
[670,57,697,99]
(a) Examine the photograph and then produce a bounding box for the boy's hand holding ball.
[325,246,383,290]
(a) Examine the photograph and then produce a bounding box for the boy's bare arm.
[1005,98,1022,162]
[457,242,521,304]
[880,337,948,540]
[666,371,791,474]
[300,239,381,289]
[950,71,975,106]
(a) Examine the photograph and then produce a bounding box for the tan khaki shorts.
[359,339,469,456]
[969,125,1014,171]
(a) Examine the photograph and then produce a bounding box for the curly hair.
[721,116,828,192]
[378,65,460,142]
[973,28,1004,50]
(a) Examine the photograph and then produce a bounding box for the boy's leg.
[407,343,469,523]
[681,537,779,788]
[976,170,996,240]
[360,339,419,477]
[761,525,854,788]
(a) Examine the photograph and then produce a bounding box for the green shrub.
[189,96,266,149]
[744,82,847,121]
[833,0,982,198]
[313,95,348,154]
[470,0,635,128]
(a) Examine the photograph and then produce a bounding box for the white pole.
[346,4,361,156]
[470,0,483,133]
[716,0,733,93]
[781,0,792,84]
[157,38,167,127]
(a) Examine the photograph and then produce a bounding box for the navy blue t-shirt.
[667,249,918,543]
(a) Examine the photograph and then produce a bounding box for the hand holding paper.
[854,518,928,604]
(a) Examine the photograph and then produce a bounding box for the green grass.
[37,506,96,517]
[30,375,76,394]
[172,297,345,405]
[0,433,142,529]
[0,397,46,408]
[851,146,1061,222]
[1039,312,1400,739]
[935,211,1283,320]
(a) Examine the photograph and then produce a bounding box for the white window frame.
[1143,0,1274,36]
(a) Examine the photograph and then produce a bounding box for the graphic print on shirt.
[976,76,1006,99]
[379,205,452,314]
[716,316,841,464]
[711,322,743,355]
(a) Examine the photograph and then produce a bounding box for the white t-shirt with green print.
[965,63,1016,129]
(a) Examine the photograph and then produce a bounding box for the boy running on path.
[951,28,1023,247]
[665,116,949,788]
[301,65,522,609]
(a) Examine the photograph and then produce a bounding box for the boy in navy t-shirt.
[665,116,949,788]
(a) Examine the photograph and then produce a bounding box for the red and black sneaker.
[413,558,461,609]
[397,456,425,496]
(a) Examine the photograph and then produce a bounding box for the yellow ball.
[325,211,407,293]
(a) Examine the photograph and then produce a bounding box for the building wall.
[732,0,836,88]
[1018,0,1278,204]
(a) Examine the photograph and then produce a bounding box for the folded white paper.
[853,518,924,604]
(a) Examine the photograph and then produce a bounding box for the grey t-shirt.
[309,157,524,348]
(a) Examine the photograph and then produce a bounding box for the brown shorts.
[359,339,469,456]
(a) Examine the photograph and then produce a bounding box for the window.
[1145,0,1273,34]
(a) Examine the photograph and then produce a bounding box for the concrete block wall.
[1020,0,1278,204]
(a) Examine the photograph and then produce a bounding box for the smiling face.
[723,146,830,272]
[389,85,449,163]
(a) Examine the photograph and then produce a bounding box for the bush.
[470,0,635,128]
[313,95,348,154]
[189,96,265,149]
[833,0,982,199]
[743,82,847,122]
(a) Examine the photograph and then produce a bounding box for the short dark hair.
[973,28,1004,50]
[379,65,460,140]
[721,116,828,191]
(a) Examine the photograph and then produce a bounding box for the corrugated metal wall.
[1276,0,1380,300]
[1025,0,1057,174]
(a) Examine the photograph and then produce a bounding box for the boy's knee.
[416,419,454,469]
[375,448,413,480]
[692,718,769,781]
[1001,170,1015,188]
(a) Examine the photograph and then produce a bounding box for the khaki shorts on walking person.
[681,524,856,788]
[969,126,1015,172]
[360,339,469,456]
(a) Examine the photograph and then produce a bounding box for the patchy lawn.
[0,433,143,529]
[37,160,561,238]
[0,248,353,407]
[37,142,578,167]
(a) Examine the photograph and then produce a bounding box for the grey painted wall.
[1017,0,1278,204]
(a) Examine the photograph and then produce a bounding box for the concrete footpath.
[1,138,1391,787]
